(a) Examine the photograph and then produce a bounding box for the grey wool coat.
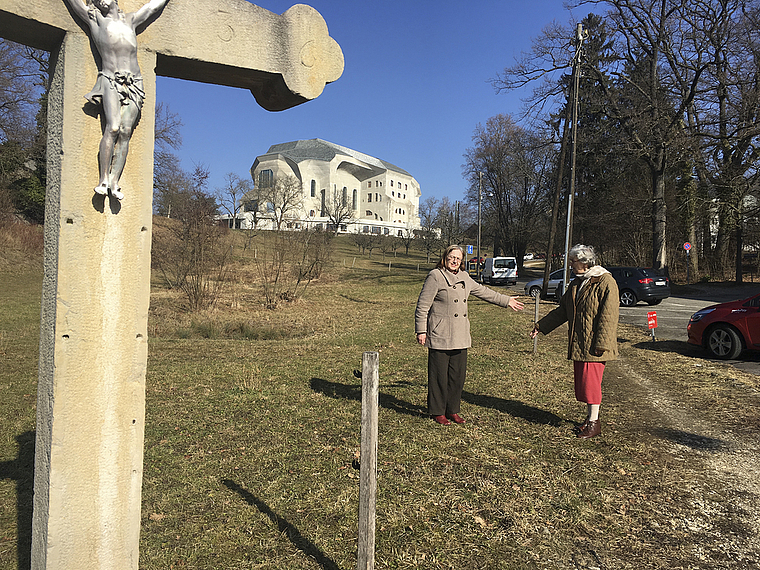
[536,271,619,362]
[415,267,515,350]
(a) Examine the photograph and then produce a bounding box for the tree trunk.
[651,162,667,271]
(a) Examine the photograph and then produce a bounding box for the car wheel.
[529,286,541,298]
[707,325,743,360]
[647,299,663,306]
[620,290,637,307]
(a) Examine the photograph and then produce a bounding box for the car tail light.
[639,278,654,284]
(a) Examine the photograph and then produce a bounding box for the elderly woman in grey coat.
[530,244,619,439]
[415,245,524,425]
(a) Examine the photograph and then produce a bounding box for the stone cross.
[0,1,343,568]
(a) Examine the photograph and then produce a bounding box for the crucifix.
[0,1,343,567]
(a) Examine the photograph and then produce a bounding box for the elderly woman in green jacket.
[530,244,619,439]
[416,245,524,425]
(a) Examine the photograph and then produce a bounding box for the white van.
[481,256,517,285]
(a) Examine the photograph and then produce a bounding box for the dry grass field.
[1,228,759,569]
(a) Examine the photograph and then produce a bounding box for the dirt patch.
[603,328,760,568]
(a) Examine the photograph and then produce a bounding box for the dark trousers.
[427,348,468,416]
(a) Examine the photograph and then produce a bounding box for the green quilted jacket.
[536,271,619,362]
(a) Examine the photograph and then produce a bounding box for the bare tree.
[416,196,443,263]
[152,101,185,218]
[323,185,355,234]
[0,40,49,221]
[463,115,555,270]
[435,197,467,247]
[379,234,401,259]
[0,40,47,145]
[255,229,332,308]
[258,174,304,230]
[151,166,228,311]
[216,172,253,229]
[399,227,416,255]
[352,231,382,257]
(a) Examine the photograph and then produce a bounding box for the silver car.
[523,269,575,298]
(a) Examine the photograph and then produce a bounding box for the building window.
[366,210,372,216]
[368,181,372,188]
[384,228,389,235]
[309,210,315,217]
[363,226,370,233]
[391,180,394,187]
[342,186,347,205]
[258,169,273,188]
[352,189,357,210]
[310,179,316,197]
[320,189,326,217]
[368,193,372,203]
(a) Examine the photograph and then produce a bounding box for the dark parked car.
[609,267,670,307]
[688,293,760,359]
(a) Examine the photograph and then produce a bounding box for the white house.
[232,139,422,235]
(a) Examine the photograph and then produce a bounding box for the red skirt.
[573,361,605,405]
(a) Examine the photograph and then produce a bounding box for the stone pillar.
[32,31,157,569]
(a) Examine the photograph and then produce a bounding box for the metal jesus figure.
[63,0,169,200]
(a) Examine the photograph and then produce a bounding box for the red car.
[687,293,760,359]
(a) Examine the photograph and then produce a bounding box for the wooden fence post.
[357,351,379,570]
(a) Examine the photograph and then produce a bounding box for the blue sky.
[155,1,590,202]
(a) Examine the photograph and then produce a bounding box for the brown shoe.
[432,415,451,425]
[574,418,590,433]
[446,413,466,424]
[576,419,601,439]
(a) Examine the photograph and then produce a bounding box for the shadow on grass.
[221,479,339,570]
[632,339,700,357]
[0,431,35,570]
[650,427,728,451]
[462,392,565,426]
[310,378,427,418]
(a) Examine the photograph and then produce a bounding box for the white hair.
[569,244,598,267]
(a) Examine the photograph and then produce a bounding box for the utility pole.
[477,171,483,281]
[562,22,586,293]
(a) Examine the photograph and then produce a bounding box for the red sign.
[647,311,658,329]
[684,242,692,251]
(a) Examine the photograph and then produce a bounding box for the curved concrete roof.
[259,139,412,177]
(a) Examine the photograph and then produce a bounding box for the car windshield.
[744,295,760,308]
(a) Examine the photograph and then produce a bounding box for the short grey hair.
[568,244,598,267]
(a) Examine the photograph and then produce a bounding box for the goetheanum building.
[237,139,422,235]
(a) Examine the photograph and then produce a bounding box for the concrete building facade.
[236,139,422,235]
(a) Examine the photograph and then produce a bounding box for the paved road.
[618,283,759,342]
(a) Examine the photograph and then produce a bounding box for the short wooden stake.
[533,295,540,354]
[357,351,379,570]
